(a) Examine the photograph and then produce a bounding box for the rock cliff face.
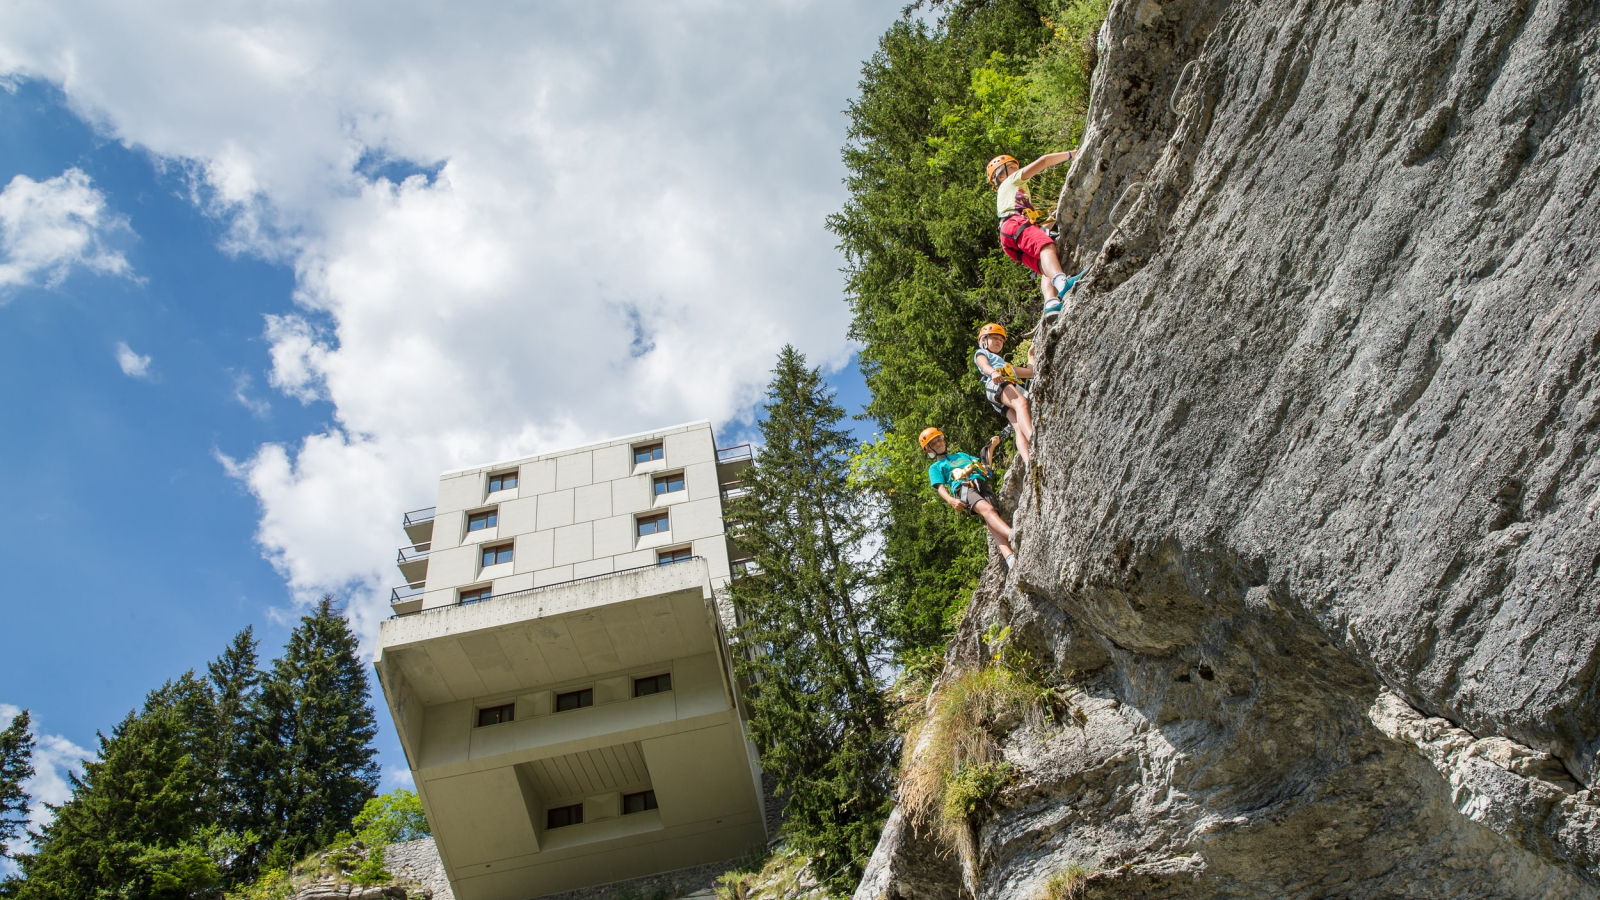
[857,0,1600,895]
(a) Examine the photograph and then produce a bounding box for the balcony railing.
[402,506,436,529]
[390,557,704,618]
[731,557,763,578]
[715,444,753,464]
[720,480,752,503]
[396,543,432,565]
[390,582,426,604]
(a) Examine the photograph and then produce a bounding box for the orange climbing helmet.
[986,155,1019,188]
[918,427,945,451]
[978,323,1007,344]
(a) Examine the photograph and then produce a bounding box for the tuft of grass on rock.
[1038,863,1092,900]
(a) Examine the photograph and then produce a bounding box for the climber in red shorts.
[988,151,1079,318]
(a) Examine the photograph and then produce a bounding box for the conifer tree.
[207,628,266,877]
[256,596,380,864]
[9,675,223,900]
[725,346,896,890]
[0,710,34,861]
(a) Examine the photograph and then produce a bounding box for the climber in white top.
[988,150,1079,318]
[974,322,1035,466]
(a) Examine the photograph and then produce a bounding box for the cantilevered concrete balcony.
[403,506,437,547]
[397,542,432,585]
[373,558,764,900]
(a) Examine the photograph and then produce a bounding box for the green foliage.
[897,658,1052,847]
[940,760,1015,823]
[255,597,381,864]
[222,867,294,900]
[7,607,381,899]
[714,848,838,900]
[832,0,1111,660]
[6,674,225,900]
[352,789,429,847]
[0,709,34,860]
[726,347,897,892]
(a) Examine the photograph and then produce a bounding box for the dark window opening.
[481,543,513,567]
[622,790,658,815]
[459,586,492,605]
[476,703,515,727]
[657,547,692,566]
[546,803,583,829]
[488,471,518,492]
[634,443,664,465]
[634,674,672,697]
[637,512,669,537]
[555,689,593,712]
[652,472,685,496]
[467,509,498,532]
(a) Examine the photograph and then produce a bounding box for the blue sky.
[0,0,896,851]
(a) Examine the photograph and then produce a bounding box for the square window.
[657,547,692,566]
[652,472,686,496]
[459,586,492,605]
[481,543,513,567]
[488,471,518,492]
[633,442,664,465]
[555,688,593,712]
[467,509,498,532]
[546,803,584,829]
[476,703,515,727]
[634,673,672,697]
[622,790,658,815]
[637,512,669,538]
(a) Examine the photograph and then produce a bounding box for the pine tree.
[725,346,897,890]
[0,710,34,861]
[257,596,380,864]
[207,628,267,878]
[9,675,223,900]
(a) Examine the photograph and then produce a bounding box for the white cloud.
[0,704,91,863]
[115,341,152,379]
[0,168,132,294]
[0,0,897,634]
[230,370,271,417]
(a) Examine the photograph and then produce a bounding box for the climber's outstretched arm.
[1017,150,1076,182]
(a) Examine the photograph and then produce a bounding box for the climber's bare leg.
[972,498,1013,556]
[1038,245,1067,302]
[1001,385,1032,464]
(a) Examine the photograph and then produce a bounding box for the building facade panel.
[514,530,555,574]
[499,496,538,536]
[593,444,630,482]
[552,522,594,567]
[555,451,594,491]
[438,472,486,516]
[521,458,558,495]
[536,489,575,530]
[573,482,612,523]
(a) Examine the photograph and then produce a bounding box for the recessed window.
[653,472,685,496]
[476,703,515,727]
[467,509,498,532]
[637,512,669,537]
[459,586,492,605]
[633,443,664,465]
[546,803,583,829]
[488,471,518,492]
[657,547,692,566]
[622,790,658,815]
[481,543,513,567]
[555,688,593,712]
[634,673,672,697]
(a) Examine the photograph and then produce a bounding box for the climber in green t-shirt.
[920,426,1016,569]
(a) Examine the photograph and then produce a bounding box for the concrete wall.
[418,422,731,612]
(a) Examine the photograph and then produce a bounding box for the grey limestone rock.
[856,0,1600,893]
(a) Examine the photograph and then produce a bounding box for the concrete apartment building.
[373,422,765,900]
